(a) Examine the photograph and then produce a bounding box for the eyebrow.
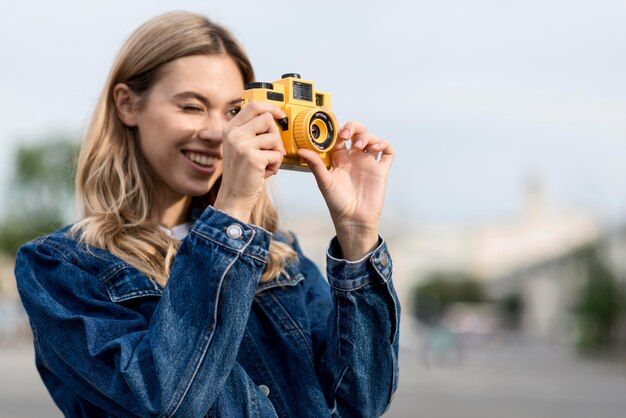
[173,91,242,107]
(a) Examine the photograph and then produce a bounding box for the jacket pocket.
[99,264,163,302]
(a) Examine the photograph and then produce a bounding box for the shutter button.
[259,384,270,396]
[379,251,390,267]
[226,224,243,239]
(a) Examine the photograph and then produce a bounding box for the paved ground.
[2,337,626,418]
[385,336,626,418]
[0,344,60,418]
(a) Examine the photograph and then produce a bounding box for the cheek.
[146,110,183,135]
[214,160,224,176]
[138,112,195,151]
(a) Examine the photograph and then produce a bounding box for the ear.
[113,83,140,127]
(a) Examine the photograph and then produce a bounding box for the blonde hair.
[71,12,295,285]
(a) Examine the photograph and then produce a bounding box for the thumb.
[297,149,332,190]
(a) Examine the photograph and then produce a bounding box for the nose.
[198,112,226,143]
[198,128,222,143]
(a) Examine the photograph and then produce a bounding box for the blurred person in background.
[12,11,399,418]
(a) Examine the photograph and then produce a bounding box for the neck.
[157,194,192,229]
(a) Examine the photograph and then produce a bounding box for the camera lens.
[311,125,320,140]
[308,113,335,150]
[293,109,338,153]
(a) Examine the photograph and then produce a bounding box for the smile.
[183,151,217,167]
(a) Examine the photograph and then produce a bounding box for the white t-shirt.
[159,222,192,241]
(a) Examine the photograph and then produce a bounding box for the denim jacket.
[15,206,400,417]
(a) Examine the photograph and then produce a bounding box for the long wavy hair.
[71,11,295,285]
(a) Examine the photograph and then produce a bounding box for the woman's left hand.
[297,121,394,261]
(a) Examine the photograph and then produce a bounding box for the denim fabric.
[15,206,400,417]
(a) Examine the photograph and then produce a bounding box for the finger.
[231,102,286,128]
[227,118,285,155]
[379,142,395,169]
[251,132,286,154]
[332,136,348,152]
[340,121,368,149]
[362,138,388,154]
[351,133,385,152]
[261,149,284,178]
[240,112,281,136]
[297,149,332,188]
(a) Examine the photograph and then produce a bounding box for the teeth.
[185,152,216,167]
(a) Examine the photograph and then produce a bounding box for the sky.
[1,0,625,224]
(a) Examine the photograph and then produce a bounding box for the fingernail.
[340,128,350,139]
[355,139,364,148]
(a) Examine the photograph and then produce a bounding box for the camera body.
[242,73,338,171]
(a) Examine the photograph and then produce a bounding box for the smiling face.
[126,54,244,216]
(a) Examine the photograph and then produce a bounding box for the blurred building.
[288,181,603,343]
[488,228,626,345]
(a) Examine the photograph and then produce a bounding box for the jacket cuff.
[326,236,392,291]
[190,206,272,262]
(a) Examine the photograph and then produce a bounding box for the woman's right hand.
[214,102,286,223]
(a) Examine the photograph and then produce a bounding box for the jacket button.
[259,384,270,396]
[379,251,390,266]
[226,224,243,239]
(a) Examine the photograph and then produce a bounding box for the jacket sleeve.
[300,236,400,417]
[15,207,277,418]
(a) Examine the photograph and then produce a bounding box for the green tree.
[0,137,77,256]
[575,246,624,353]
[411,272,486,324]
[499,291,524,330]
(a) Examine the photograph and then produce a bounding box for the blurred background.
[1,0,626,417]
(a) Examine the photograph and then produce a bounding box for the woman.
[15,11,399,417]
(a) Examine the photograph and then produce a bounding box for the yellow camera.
[242,73,338,171]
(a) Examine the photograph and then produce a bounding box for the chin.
[182,186,213,198]
[184,177,221,198]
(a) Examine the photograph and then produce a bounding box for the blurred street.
[0,343,60,417]
[2,337,626,417]
[385,337,626,418]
